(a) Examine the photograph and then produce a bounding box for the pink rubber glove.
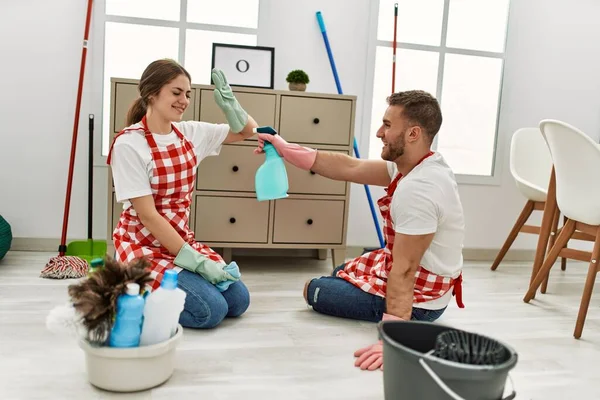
[254,133,317,171]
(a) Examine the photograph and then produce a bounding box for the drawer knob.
[313,118,320,124]
[310,170,316,175]
[307,219,313,225]
[232,165,239,172]
[229,217,236,224]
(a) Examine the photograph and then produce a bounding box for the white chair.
[524,119,600,339]
[491,127,565,277]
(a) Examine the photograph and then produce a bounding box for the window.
[100,0,260,156]
[368,0,510,178]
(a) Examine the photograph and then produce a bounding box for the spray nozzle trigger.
[253,126,278,135]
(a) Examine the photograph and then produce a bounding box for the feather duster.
[46,301,88,340]
[67,256,153,345]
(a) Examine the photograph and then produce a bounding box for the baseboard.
[345,246,536,262]
[9,238,537,262]
[9,238,328,259]
[11,238,63,252]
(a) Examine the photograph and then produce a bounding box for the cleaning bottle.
[88,258,103,276]
[139,269,187,346]
[254,126,289,202]
[108,283,145,348]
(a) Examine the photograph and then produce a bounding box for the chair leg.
[542,206,561,294]
[524,219,575,302]
[573,232,600,339]
[561,215,568,271]
[491,200,535,271]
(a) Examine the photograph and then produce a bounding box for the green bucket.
[66,239,107,265]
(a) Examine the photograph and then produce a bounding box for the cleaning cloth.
[215,262,241,292]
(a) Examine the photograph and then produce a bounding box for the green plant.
[286,69,310,84]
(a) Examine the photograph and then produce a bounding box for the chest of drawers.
[107,78,356,267]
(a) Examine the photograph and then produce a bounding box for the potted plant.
[286,69,310,91]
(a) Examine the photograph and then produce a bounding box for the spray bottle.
[254,126,289,202]
[108,283,145,348]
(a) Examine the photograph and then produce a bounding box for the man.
[255,90,465,371]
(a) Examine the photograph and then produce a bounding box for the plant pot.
[289,82,307,91]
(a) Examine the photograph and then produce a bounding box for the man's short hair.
[387,90,443,142]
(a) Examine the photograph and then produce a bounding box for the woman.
[106,59,257,329]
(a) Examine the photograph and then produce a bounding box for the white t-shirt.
[110,121,230,205]
[387,152,465,310]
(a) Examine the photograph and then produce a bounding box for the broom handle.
[88,114,94,240]
[59,0,94,255]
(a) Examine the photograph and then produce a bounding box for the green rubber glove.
[212,68,248,133]
[174,243,238,284]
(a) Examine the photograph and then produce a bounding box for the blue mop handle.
[316,11,385,249]
[316,12,343,95]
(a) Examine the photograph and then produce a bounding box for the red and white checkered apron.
[337,152,464,308]
[107,116,224,291]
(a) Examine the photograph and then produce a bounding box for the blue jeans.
[306,265,446,323]
[176,269,250,329]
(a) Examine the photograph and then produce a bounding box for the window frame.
[361,0,512,185]
[91,0,260,163]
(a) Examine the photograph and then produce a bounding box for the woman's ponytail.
[126,97,147,126]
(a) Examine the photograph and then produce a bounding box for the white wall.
[2,0,600,252]
[0,0,99,241]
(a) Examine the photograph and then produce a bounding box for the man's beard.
[381,133,405,161]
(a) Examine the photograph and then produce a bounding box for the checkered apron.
[107,116,224,291]
[337,152,464,308]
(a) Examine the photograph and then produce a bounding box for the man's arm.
[256,133,392,187]
[386,231,435,319]
[310,151,391,187]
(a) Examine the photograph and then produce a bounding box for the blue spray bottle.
[109,283,145,348]
[254,126,289,202]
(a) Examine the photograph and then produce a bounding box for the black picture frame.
[211,43,275,89]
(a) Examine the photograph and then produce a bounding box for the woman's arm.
[129,195,185,256]
[223,115,259,144]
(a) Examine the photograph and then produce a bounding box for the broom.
[41,0,94,279]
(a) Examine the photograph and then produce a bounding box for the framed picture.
[211,43,275,89]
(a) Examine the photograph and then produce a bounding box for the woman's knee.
[222,280,250,317]
[179,290,229,329]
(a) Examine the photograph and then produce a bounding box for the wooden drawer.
[196,145,261,192]
[113,83,195,132]
[286,150,348,195]
[199,90,276,130]
[194,196,270,243]
[279,96,353,145]
[272,199,345,244]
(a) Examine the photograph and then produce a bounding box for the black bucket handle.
[419,354,516,400]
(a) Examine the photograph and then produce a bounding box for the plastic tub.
[78,324,183,392]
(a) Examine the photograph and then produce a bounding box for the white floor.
[1,251,599,399]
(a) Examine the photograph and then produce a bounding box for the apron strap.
[452,273,465,308]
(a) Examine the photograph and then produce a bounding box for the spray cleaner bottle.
[109,283,145,348]
[254,126,289,201]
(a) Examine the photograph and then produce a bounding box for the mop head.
[66,256,153,346]
[40,255,89,279]
[433,330,507,366]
